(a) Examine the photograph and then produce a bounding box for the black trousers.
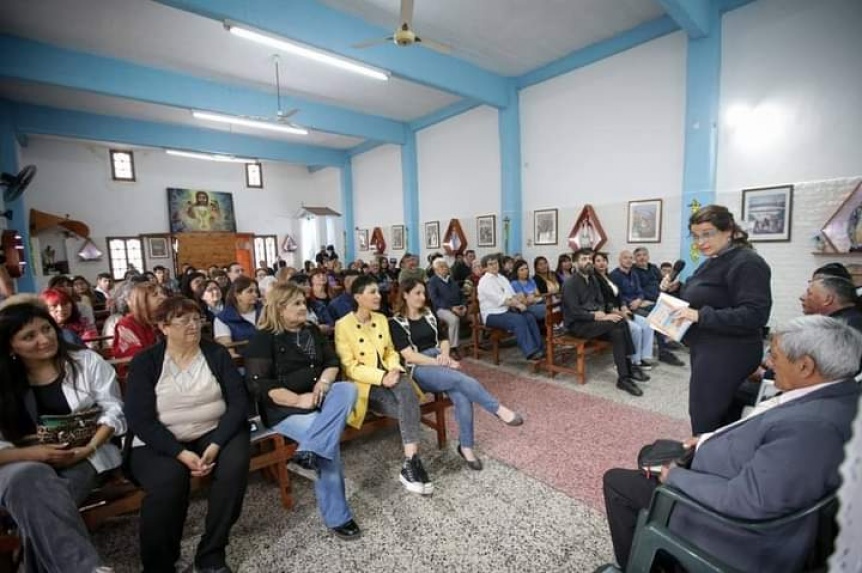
[568,319,634,378]
[130,427,251,573]
[688,336,763,434]
[603,468,659,569]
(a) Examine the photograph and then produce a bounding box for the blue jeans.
[526,303,546,325]
[485,310,544,357]
[412,349,500,448]
[272,382,357,528]
[628,314,654,365]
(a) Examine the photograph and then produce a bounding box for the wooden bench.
[540,294,611,384]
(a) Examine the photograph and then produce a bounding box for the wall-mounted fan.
[353,0,452,54]
[1,165,37,220]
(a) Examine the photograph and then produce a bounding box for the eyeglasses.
[689,229,720,243]
[170,316,203,328]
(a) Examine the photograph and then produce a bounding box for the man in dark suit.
[603,315,862,572]
[800,275,862,332]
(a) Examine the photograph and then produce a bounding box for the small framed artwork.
[477,215,497,247]
[425,221,440,250]
[534,209,558,246]
[391,224,405,250]
[245,162,263,188]
[357,228,369,251]
[627,199,663,243]
[146,236,169,259]
[820,180,861,252]
[741,185,793,242]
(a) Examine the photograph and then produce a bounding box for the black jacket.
[561,272,606,329]
[244,324,341,428]
[123,339,249,459]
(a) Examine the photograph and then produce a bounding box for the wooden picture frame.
[424,221,440,250]
[533,209,558,246]
[477,215,496,248]
[146,236,169,259]
[568,205,607,252]
[357,228,369,251]
[742,185,793,242]
[442,218,468,256]
[820,180,862,253]
[391,224,405,250]
[627,199,663,243]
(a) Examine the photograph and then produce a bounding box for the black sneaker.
[330,519,362,541]
[630,366,650,382]
[639,359,655,370]
[287,451,319,481]
[664,340,685,351]
[616,377,644,396]
[658,350,686,367]
[400,455,434,495]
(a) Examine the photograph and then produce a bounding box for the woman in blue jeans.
[244,282,361,540]
[389,278,523,470]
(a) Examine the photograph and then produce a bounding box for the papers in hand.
[646,293,692,342]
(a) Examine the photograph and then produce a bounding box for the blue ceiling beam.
[516,16,680,89]
[10,102,348,167]
[656,0,712,38]
[153,0,512,108]
[0,35,406,145]
[346,140,385,158]
[409,99,481,132]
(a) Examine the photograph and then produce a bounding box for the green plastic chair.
[623,485,837,573]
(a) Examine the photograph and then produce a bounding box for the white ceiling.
[0,0,671,152]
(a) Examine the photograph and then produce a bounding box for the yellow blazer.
[334,311,422,429]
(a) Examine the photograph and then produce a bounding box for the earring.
[10,354,17,361]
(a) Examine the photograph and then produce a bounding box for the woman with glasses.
[124,296,249,573]
[666,205,772,434]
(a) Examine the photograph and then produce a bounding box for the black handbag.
[637,439,694,473]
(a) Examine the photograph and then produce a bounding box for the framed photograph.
[627,199,663,243]
[820,180,862,252]
[357,228,369,251]
[146,236,169,259]
[741,185,793,242]
[391,224,405,250]
[477,215,496,247]
[167,188,237,233]
[424,221,440,250]
[534,209,558,246]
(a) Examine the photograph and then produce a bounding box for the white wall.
[351,144,404,259]
[716,0,862,325]
[20,136,332,283]
[308,166,344,265]
[520,31,687,267]
[417,105,501,262]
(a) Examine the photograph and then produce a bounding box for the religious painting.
[820,180,862,252]
[477,215,496,248]
[741,185,793,242]
[357,228,369,251]
[391,224,405,250]
[534,209,558,246]
[425,221,440,250]
[627,199,662,243]
[167,188,237,233]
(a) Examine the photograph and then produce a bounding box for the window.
[107,237,144,280]
[109,150,136,181]
[254,235,277,268]
[245,162,263,188]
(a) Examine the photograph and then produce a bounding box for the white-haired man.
[427,258,467,358]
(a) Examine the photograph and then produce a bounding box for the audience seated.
[179,271,207,312]
[397,253,426,284]
[602,316,862,572]
[245,283,360,540]
[802,275,862,331]
[632,247,685,366]
[390,278,523,471]
[112,283,166,360]
[426,258,467,357]
[509,260,546,325]
[41,288,98,346]
[124,297,250,573]
[93,273,113,310]
[333,275,433,495]
[533,256,560,295]
[214,276,261,348]
[555,253,574,285]
[0,299,124,572]
[477,253,545,361]
[201,279,224,321]
[152,265,179,295]
[449,250,472,288]
[327,270,361,323]
[72,275,98,309]
[48,275,97,333]
[561,249,642,396]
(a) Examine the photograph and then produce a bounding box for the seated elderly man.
[427,258,467,358]
[602,315,862,572]
[800,275,862,332]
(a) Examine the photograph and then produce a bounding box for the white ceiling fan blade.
[352,36,393,49]
[276,109,299,120]
[400,0,415,29]
[415,36,452,54]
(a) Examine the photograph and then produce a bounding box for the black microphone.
[669,260,686,282]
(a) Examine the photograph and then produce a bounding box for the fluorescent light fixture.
[165,149,257,164]
[225,21,390,81]
[192,110,309,136]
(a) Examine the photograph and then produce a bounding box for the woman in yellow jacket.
[334,275,433,495]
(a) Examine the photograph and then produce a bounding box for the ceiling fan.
[262,55,304,129]
[352,0,452,54]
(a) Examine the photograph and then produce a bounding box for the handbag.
[36,406,103,448]
[637,439,694,474]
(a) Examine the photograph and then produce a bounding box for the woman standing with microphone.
[668,205,772,434]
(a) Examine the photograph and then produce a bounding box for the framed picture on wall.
[391,224,405,250]
[425,221,440,250]
[477,215,497,247]
[146,236,169,259]
[534,209,558,245]
[627,199,663,243]
[357,228,369,251]
[742,185,793,242]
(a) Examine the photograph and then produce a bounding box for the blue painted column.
[0,101,35,292]
[340,159,355,261]
[499,84,522,254]
[678,4,721,278]
[401,130,419,254]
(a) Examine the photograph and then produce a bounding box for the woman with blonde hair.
[245,283,360,539]
[112,283,167,359]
